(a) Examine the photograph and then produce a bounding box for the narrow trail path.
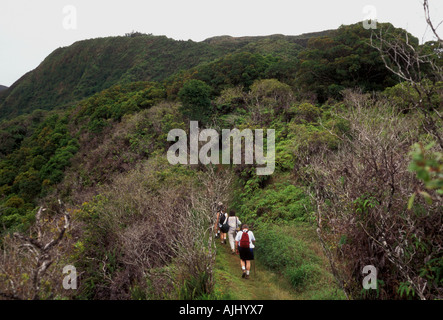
[212,224,345,300]
[214,241,298,300]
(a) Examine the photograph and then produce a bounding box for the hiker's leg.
[241,259,247,278]
[240,259,246,270]
[244,260,251,279]
[228,231,235,251]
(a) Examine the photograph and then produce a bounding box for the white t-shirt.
[227,216,241,230]
[235,230,255,249]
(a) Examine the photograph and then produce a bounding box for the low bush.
[285,264,319,290]
[237,182,311,223]
[254,224,323,291]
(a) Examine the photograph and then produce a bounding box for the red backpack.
[239,231,250,248]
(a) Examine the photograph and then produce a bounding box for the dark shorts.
[238,246,254,261]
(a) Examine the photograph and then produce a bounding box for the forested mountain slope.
[0,30,334,120]
[0,22,441,301]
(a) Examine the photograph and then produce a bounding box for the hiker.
[217,205,228,244]
[226,210,241,254]
[235,224,256,279]
[214,202,223,239]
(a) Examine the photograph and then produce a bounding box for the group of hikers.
[214,202,256,280]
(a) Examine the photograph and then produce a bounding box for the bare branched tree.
[193,165,234,287]
[424,0,443,44]
[0,200,71,300]
[79,158,234,299]
[308,91,442,300]
[370,1,443,149]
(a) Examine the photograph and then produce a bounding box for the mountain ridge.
[0,22,409,120]
[202,28,335,44]
[0,29,336,120]
[0,34,224,119]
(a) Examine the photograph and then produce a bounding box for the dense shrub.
[254,224,322,291]
[73,157,218,300]
[285,264,320,289]
[0,112,79,230]
[178,79,213,123]
[308,92,442,299]
[383,81,443,112]
[237,182,311,223]
[296,23,404,101]
[287,102,321,123]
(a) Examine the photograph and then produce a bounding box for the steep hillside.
[202,29,336,49]
[0,22,441,301]
[0,30,334,120]
[0,34,225,119]
[0,85,8,92]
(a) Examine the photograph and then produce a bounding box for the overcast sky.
[0,0,442,87]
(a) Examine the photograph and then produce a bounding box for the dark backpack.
[239,231,250,248]
[219,212,226,225]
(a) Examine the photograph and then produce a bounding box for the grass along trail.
[212,223,346,300]
[213,240,297,300]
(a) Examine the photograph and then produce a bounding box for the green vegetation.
[213,223,345,300]
[296,23,404,101]
[0,35,220,119]
[236,181,311,223]
[0,111,79,230]
[0,31,332,120]
[0,21,441,300]
[178,79,213,123]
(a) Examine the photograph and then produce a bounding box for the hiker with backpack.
[217,205,228,245]
[226,210,241,254]
[235,224,256,279]
[214,202,223,239]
